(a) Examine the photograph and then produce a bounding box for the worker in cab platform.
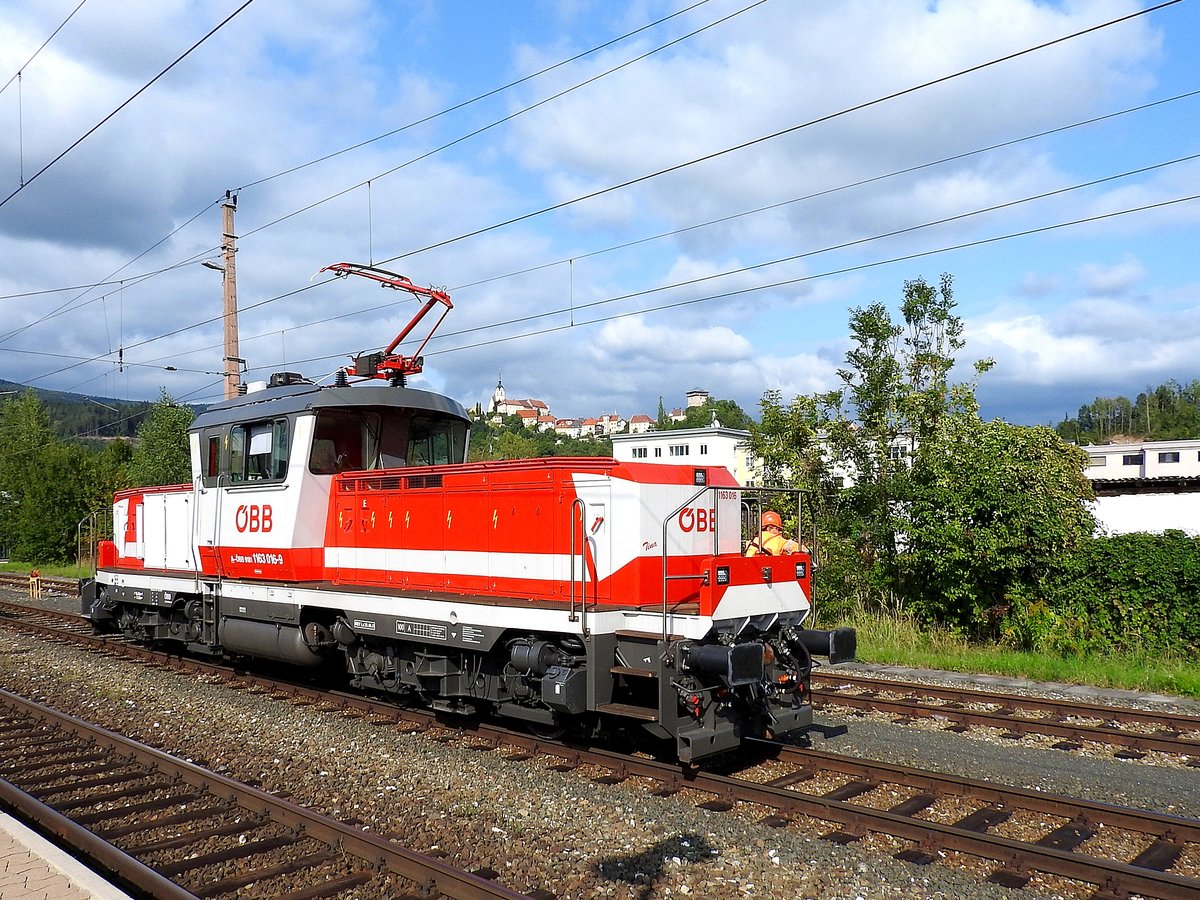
[745,510,805,557]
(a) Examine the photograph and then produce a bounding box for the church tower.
[490,375,506,414]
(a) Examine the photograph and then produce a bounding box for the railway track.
[0,686,539,899]
[6,595,1200,764]
[224,686,1200,898]
[0,570,81,596]
[4,603,1200,897]
[811,670,1200,762]
[738,742,1200,897]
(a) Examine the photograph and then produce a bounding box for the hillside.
[0,379,156,441]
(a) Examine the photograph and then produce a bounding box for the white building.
[628,414,654,434]
[611,426,760,486]
[1081,439,1200,535]
[1082,439,1200,479]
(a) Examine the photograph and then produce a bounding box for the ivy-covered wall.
[1030,531,1200,657]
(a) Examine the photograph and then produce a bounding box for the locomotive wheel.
[526,721,567,741]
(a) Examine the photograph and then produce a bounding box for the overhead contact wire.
[373,0,1184,265]
[0,0,259,210]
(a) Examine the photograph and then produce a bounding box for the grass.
[842,609,1200,700]
[0,560,91,579]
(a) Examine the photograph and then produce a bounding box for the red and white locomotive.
[85,265,853,763]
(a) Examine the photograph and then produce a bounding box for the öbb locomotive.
[84,265,853,763]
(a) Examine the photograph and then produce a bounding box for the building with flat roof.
[1081,439,1200,535]
[611,426,759,486]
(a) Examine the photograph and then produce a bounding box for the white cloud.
[0,0,1193,432]
[1078,256,1145,296]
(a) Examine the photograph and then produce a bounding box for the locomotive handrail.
[223,481,291,493]
[660,483,718,650]
[568,497,595,635]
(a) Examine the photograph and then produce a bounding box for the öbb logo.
[235,504,273,533]
[677,507,716,533]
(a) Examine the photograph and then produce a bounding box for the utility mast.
[220,192,241,399]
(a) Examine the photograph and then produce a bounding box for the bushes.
[1004,531,1200,658]
[812,528,1200,660]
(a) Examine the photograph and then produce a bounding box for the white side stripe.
[324,547,574,581]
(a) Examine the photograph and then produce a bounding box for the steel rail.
[769,743,1200,842]
[0,571,81,594]
[4,598,1199,896]
[0,688,533,900]
[813,670,1200,731]
[475,738,1200,900]
[0,777,196,900]
[811,675,1200,758]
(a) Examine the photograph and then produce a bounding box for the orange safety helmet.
[761,510,783,529]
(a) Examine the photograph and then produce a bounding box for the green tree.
[493,429,540,460]
[127,391,194,487]
[0,391,59,559]
[0,391,106,562]
[17,442,97,562]
[751,274,1096,637]
[1056,378,1200,443]
[904,415,1095,635]
[659,397,754,431]
[467,415,612,461]
[831,275,977,602]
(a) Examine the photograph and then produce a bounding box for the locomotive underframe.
[84,573,820,761]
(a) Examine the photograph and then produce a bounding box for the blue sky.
[0,0,1197,428]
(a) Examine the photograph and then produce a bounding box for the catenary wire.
[6,2,1188,387]
[450,87,1200,292]
[0,0,729,319]
[2,0,1178,307]
[17,134,1199,388]
[190,190,1199,378]
[0,215,221,344]
[0,0,258,210]
[421,193,1200,360]
[0,0,769,355]
[238,0,770,240]
[0,0,89,96]
[367,0,1184,266]
[235,0,720,191]
[4,84,1195,308]
[85,177,1200,383]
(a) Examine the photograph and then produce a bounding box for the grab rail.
[569,498,595,635]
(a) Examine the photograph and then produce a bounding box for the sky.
[0,0,1197,430]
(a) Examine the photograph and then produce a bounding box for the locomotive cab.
[185,376,470,583]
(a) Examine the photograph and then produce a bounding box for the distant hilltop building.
[481,383,720,440]
[628,414,653,434]
[489,378,550,421]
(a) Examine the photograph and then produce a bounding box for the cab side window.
[228,418,290,483]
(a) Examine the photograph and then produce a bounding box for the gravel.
[4,590,1199,898]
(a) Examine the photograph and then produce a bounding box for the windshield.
[309,407,468,474]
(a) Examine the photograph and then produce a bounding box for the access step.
[596,702,659,722]
[610,665,657,678]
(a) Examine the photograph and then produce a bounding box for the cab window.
[229,418,289,483]
[309,407,467,474]
[407,414,467,466]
